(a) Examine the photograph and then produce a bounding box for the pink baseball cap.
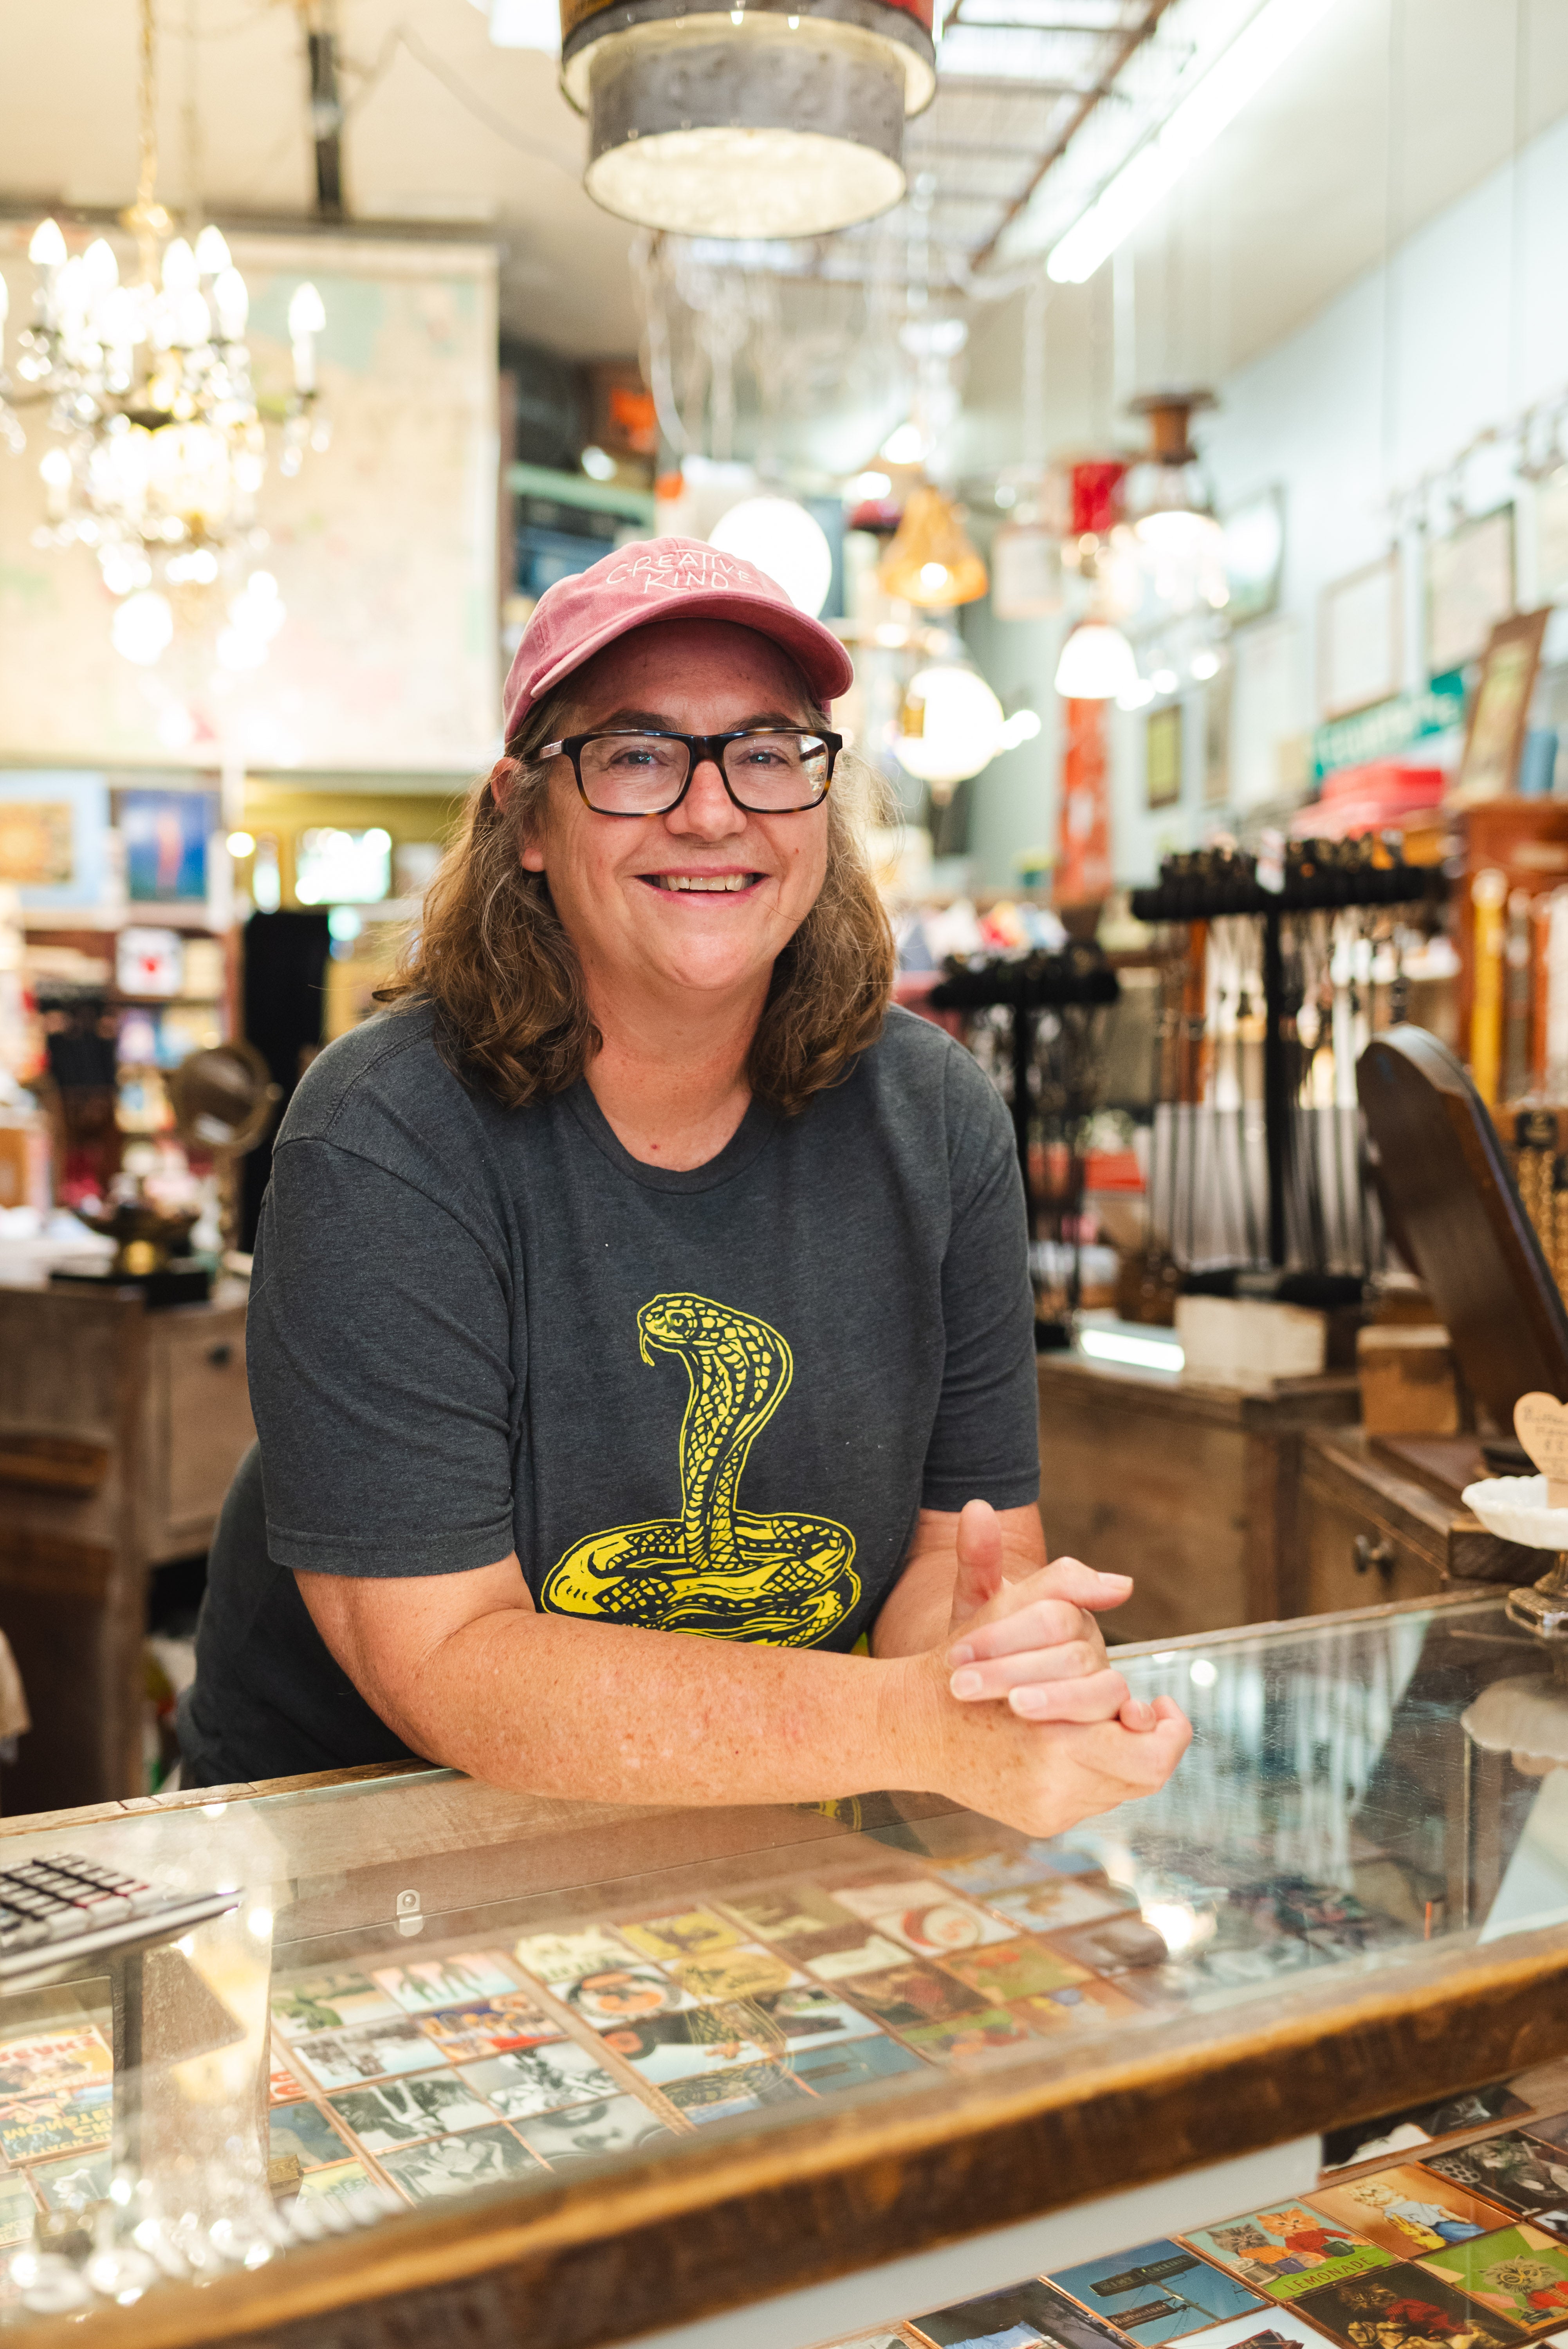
[502,535,855,743]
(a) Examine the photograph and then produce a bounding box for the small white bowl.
[1461,1473,1568,1549]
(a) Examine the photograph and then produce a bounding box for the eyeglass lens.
[578,732,830,813]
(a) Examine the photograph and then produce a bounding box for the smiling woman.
[177,536,1189,1831]
[391,610,891,1131]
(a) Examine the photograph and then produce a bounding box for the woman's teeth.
[651,874,754,891]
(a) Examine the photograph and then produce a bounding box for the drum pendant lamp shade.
[878,484,988,608]
[561,0,935,240]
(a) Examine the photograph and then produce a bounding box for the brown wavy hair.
[381,675,896,1117]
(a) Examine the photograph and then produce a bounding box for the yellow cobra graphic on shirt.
[541,1292,860,1645]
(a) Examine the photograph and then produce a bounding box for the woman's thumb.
[952,1498,1004,1617]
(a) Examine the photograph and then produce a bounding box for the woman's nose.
[668,754,745,836]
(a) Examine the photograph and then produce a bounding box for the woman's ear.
[518,780,548,873]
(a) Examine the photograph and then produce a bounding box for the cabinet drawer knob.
[207,1342,234,1368]
[1353,1534,1396,1579]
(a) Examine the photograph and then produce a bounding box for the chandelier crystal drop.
[0,0,325,626]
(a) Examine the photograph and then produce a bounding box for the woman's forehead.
[568,617,814,716]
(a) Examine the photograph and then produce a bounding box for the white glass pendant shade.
[567,8,934,241]
[1134,503,1229,609]
[709,496,834,616]
[1054,619,1138,701]
[895,663,1005,786]
[587,128,904,239]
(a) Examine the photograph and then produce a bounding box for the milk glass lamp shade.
[878,485,988,608]
[709,497,834,616]
[1054,618,1139,700]
[895,662,1005,787]
[565,3,935,240]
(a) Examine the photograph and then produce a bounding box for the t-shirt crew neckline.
[563,1075,784,1193]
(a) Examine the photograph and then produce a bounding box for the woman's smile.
[638,868,766,895]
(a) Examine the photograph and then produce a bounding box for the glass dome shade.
[894,662,1004,786]
[708,496,834,615]
[1054,619,1139,701]
[879,485,988,609]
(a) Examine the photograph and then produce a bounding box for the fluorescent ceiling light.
[1079,1328,1184,1373]
[1047,0,1342,284]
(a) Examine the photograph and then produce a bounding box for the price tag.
[1514,1392,1568,1508]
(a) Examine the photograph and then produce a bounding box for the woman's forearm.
[297,1549,1191,1836]
[398,1607,913,1804]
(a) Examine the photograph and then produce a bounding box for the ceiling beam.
[972,0,1177,271]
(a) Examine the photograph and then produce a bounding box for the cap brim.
[519,589,856,727]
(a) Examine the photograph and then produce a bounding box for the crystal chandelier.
[0,0,325,646]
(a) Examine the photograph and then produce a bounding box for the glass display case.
[0,1593,1566,2349]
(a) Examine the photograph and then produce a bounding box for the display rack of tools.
[930,944,1121,1345]
[1129,838,1448,1286]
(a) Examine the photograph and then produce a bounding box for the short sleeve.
[919,1050,1040,1512]
[248,1136,518,1576]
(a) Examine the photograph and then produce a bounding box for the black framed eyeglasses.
[540,728,841,817]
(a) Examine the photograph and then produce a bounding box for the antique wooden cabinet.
[0,1279,254,1812]
[1036,1353,1360,1637]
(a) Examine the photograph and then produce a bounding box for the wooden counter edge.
[0,1761,431,1838]
[21,1921,1568,2349]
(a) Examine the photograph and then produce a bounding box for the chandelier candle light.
[561,0,935,237]
[1,0,325,659]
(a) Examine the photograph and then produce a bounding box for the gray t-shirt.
[179,999,1039,1786]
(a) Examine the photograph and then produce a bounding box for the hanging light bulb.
[879,484,987,608]
[894,662,1005,797]
[708,496,834,616]
[1054,618,1139,701]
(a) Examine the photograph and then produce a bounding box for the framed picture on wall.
[1453,606,1550,803]
[1535,472,1568,602]
[1223,487,1285,627]
[0,772,110,910]
[1203,664,1234,805]
[1319,554,1402,720]
[1146,703,1183,810]
[1426,505,1515,674]
[120,789,216,904]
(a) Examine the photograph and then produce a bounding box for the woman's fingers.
[950,1635,1106,1700]
[1033,1556,1134,1613]
[949,1596,1093,1671]
[1006,1668,1133,1724]
[948,1561,1130,1663]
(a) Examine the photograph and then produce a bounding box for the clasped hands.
[944,1498,1188,1747]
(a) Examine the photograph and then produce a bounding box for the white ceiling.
[2,0,1566,400]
